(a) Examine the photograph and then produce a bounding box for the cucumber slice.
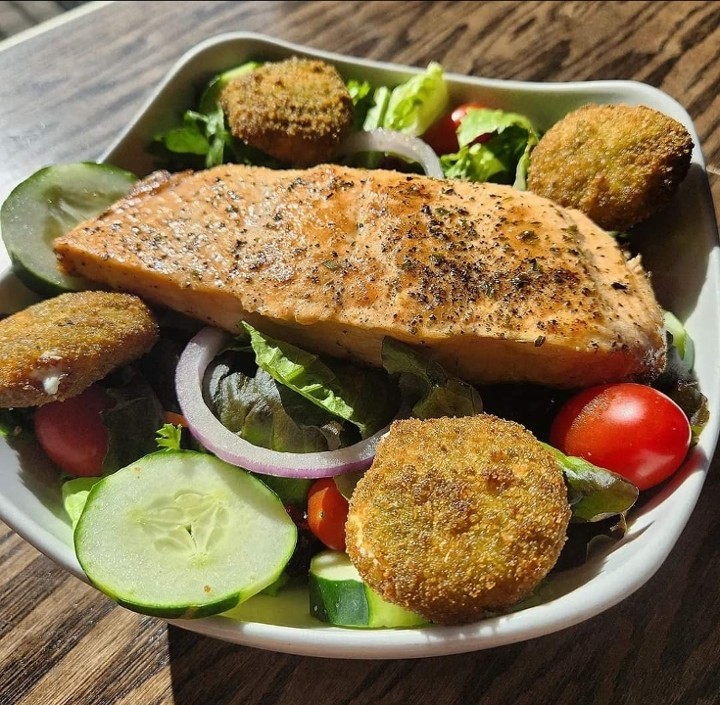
[1,162,137,296]
[198,61,261,113]
[308,550,426,628]
[74,450,297,619]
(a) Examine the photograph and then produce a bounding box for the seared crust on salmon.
[54,164,666,388]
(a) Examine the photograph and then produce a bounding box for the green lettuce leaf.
[542,443,639,522]
[381,62,449,136]
[154,104,231,168]
[441,108,539,188]
[211,365,352,453]
[243,323,396,438]
[362,86,391,131]
[347,78,374,131]
[380,337,483,419]
[157,114,211,156]
[62,476,101,527]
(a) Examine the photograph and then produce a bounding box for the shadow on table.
[164,624,529,705]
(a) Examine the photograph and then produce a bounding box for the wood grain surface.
[0,1,89,39]
[0,2,719,704]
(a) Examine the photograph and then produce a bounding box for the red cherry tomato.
[422,102,490,155]
[307,477,349,552]
[34,384,112,477]
[549,383,692,491]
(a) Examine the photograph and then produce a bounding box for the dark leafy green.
[0,407,33,438]
[380,337,483,419]
[346,78,374,130]
[101,369,165,473]
[244,323,397,439]
[211,365,354,453]
[154,105,231,168]
[554,515,630,571]
[653,331,709,442]
[543,443,639,523]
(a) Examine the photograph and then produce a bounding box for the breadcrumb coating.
[345,415,571,625]
[0,291,159,407]
[220,57,354,167]
[527,103,693,231]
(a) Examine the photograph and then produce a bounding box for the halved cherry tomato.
[422,102,491,155]
[34,384,112,477]
[549,383,692,491]
[307,477,350,552]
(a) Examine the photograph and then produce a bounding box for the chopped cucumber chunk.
[74,450,297,619]
[1,162,137,296]
[309,550,426,628]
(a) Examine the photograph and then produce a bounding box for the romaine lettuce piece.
[381,62,449,136]
[362,86,391,131]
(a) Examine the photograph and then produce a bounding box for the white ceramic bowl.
[1,32,718,659]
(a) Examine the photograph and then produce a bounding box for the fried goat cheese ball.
[527,103,693,231]
[220,57,354,167]
[345,415,571,625]
[0,291,159,407]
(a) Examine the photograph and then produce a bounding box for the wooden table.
[1,2,719,703]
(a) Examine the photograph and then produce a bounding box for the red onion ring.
[175,327,388,478]
[336,129,444,178]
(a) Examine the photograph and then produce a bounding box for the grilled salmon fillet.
[53,164,665,388]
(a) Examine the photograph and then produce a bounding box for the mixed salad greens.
[153,60,539,188]
[0,58,709,628]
